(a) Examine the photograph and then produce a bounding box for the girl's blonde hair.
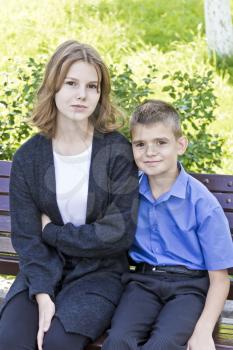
[31,40,121,137]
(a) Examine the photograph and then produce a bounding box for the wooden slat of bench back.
[0,178,9,195]
[226,213,233,232]
[0,215,11,233]
[0,258,19,275]
[214,193,233,212]
[0,161,15,275]
[1,163,233,349]
[193,173,233,193]
[0,235,16,255]
[216,345,233,350]
[0,195,9,213]
[0,162,10,216]
[0,161,11,177]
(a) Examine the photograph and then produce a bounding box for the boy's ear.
[177,136,188,155]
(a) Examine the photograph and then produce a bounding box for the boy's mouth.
[144,160,162,164]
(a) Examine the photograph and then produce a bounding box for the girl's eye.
[65,81,76,86]
[88,83,98,89]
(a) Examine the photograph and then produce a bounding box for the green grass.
[0,0,205,59]
[1,0,233,173]
[0,274,15,280]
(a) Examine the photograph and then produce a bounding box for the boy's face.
[131,122,187,178]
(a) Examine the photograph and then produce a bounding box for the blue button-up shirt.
[129,165,233,270]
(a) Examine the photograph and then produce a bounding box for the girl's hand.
[36,293,55,350]
[41,214,51,230]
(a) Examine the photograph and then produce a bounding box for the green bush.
[162,70,224,172]
[111,65,224,172]
[110,64,157,138]
[0,57,45,159]
[0,58,224,173]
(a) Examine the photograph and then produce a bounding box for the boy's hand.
[187,329,215,350]
[187,269,229,350]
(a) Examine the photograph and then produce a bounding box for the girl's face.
[55,61,101,125]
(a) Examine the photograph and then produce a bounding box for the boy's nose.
[146,144,158,156]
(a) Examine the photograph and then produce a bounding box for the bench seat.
[0,160,233,349]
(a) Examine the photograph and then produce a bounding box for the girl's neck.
[53,119,94,156]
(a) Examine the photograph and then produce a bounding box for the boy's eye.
[135,142,145,148]
[157,140,167,145]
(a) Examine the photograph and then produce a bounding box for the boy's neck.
[148,167,179,199]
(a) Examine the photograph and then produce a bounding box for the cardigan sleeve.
[42,144,139,258]
[10,156,63,299]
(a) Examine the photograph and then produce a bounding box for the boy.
[103,100,233,350]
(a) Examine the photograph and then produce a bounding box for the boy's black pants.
[102,271,209,350]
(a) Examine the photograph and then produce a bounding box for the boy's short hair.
[130,99,183,139]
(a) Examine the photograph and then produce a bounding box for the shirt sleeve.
[196,205,233,270]
[10,157,63,299]
[42,145,139,258]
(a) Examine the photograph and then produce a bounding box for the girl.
[0,40,138,350]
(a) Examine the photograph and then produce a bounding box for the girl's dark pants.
[0,291,90,350]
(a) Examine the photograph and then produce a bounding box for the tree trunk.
[204,0,233,57]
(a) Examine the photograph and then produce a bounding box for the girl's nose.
[76,86,86,100]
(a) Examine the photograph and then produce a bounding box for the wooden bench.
[0,160,233,349]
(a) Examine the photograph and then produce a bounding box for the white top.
[53,145,92,226]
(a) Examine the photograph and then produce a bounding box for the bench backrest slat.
[191,174,233,232]
[0,236,16,254]
[0,215,11,232]
[0,195,9,212]
[0,178,10,194]
[213,193,233,212]
[225,212,233,232]
[0,260,19,275]
[192,173,233,193]
[0,161,11,177]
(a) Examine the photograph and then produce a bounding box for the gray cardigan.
[0,130,138,338]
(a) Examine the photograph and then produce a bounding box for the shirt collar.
[139,172,154,203]
[139,162,188,202]
[168,163,188,199]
